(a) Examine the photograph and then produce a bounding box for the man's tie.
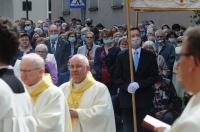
[134,51,139,71]
[51,42,55,54]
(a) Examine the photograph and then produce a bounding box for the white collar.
[26,77,44,93]
[132,47,141,55]
[0,65,13,70]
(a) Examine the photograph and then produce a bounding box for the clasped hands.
[69,108,78,118]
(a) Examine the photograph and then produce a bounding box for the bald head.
[21,53,45,69]
[48,24,59,35]
[20,53,45,86]
[69,54,90,67]
[69,54,90,83]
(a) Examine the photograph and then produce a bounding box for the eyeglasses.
[156,36,164,38]
[20,68,40,73]
[178,52,192,57]
[25,24,31,26]
[35,50,47,53]
[176,52,193,61]
[86,36,93,39]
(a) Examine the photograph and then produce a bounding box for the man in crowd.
[154,26,200,131]
[60,54,116,132]
[24,19,35,37]
[47,24,71,85]
[16,33,34,60]
[155,29,175,78]
[35,44,58,85]
[114,27,158,132]
[77,31,100,73]
[0,17,37,132]
[20,53,72,132]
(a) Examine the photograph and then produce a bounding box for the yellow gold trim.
[131,7,200,11]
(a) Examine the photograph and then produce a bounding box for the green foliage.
[191,11,200,24]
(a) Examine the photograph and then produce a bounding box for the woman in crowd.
[94,28,121,96]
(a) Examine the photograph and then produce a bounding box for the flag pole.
[125,0,137,132]
[135,10,139,27]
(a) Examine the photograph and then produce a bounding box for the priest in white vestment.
[0,67,37,132]
[154,26,200,132]
[20,53,72,132]
[60,54,116,132]
[0,17,37,132]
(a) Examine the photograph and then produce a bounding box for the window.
[47,0,52,20]
[63,0,70,16]
[112,0,123,9]
[88,0,98,12]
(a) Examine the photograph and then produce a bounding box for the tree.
[191,11,200,24]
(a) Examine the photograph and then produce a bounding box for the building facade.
[0,0,48,23]
[0,0,195,27]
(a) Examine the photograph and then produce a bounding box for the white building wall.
[0,0,195,27]
[13,0,47,22]
[0,0,47,22]
[0,0,14,19]
[53,0,195,28]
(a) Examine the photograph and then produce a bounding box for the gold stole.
[44,73,53,84]
[29,79,52,103]
[67,73,95,126]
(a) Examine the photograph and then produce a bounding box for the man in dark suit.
[114,28,159,132]
[47,24,71,85]
[155,29,175,79]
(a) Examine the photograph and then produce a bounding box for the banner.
[130,0,200,10]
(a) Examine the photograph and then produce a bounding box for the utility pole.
[81,0,86,22]
[26,0,29,19]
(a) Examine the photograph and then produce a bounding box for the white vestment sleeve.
[65,100,73,132]
[76,83,116,132]
[34,88,66,132]
[0,80,12,119]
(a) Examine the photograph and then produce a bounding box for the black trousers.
[121,108,151,132]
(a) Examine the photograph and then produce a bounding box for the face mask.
[114,37,120,43]
[43,27,48,33]
[139,28,146,37]
[50,34,59,42]
[120,47,128,51]
[81,35,86,41]
[157,39,164,45]
[131,37,141,49]
[141,31,146,38]
[24,26,32,32]
[76,34,81,39]
[103,38,113,45]
[68,37,76,43]
[148,36,155,42]
[169,38,176,43]
[76,24,81,29]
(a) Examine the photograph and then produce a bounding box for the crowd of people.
[0,15,198,132]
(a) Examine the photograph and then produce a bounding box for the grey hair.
[113,32,122,37]
[81,27,90,33]
[21,53,45,69]
[147,28,155,35]
[49,24,58,29]
[155,29,164,36]
[35,44,48,52]
[143,41,156,51]
[86,31,94,37]
[69,54,90,67]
